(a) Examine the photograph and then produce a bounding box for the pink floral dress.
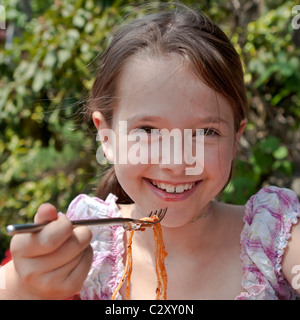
[66,186,300,300]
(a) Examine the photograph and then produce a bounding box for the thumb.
[34,203,58,224]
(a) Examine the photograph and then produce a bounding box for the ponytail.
[96,166,133,204]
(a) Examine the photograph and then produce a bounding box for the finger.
[27,226,92,271]
[61,245,93,295]
[36,245,93,299]
[12,203,60,257]
[34,203,58,224]
[35,214,74,256]
[53,226,92,269]
[11,214,73,258]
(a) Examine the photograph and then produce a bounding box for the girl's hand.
[9,203,93,299]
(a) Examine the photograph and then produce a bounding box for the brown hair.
[86,5,248,203]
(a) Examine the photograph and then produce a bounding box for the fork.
[5,207,168,236]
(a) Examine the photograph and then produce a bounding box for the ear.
[93,111,115,162]
[92,111,102,131]
[232,118,248,158]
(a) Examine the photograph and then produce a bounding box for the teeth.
[176,185,185,193]
[149,179,196,194]
[166,185,175,193]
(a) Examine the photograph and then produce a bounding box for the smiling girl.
[1,4,300,300]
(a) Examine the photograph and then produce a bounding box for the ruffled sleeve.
[237,186,300,300]
[65,193,125,300]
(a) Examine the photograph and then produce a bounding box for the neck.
[162,201,219,256]
[132,200,219,258]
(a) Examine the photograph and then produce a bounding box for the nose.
[159,162,187,176]
[158,150,201,176]
[155,130,188,176]
[150,128,204,176]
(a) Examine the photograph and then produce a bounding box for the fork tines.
[148,207,167,222]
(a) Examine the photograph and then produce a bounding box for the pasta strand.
[111,216,168,300]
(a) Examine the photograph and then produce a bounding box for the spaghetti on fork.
[111,214,168,300]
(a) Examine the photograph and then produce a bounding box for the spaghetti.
[111,215,168,300]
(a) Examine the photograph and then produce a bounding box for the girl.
[1,5,300,300]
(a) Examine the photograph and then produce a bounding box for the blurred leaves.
[0,0,300,257]
[222,0,300,204]
[0,0,133,256]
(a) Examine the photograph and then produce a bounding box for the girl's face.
[95,54,246,228]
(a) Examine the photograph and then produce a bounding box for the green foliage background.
[0,0,300,259]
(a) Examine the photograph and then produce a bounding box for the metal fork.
[5,207,168,235]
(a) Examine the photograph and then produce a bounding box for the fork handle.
[6,223,48,235]
[6,217,138,236]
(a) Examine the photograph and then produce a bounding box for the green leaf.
[32,70,52,93]
[258,136,280,153]
[272,160,293,176]
[73,14,85,28]
[273,146,288,160]
[58,49,72,65]
[0,86,11,110]
[43,51,57,68]
[32,70,45,93]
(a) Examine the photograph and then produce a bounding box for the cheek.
[114,163,135,183]
[113,131,147,192]
[114,163,146,196]
[203,142,234,180]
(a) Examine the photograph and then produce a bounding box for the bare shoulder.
[282,219,300,294]
[214,201,245,226]
[212,201,246,250]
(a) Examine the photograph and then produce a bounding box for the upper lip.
[145,178,200,186]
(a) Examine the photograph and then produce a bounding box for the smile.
[144,178,201,202]
[148,179,196,194]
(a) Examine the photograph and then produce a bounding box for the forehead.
[113,54,234,128]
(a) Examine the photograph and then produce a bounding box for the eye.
[204,128,218,136]
[134,126,159,134]
[193,128,219,137]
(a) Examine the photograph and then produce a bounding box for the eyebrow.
[127,115,163,125]
[196,116,229,126]
[126,114,229,126]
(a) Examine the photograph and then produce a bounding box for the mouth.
[144,178,201,201]
[148,179,197,193]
